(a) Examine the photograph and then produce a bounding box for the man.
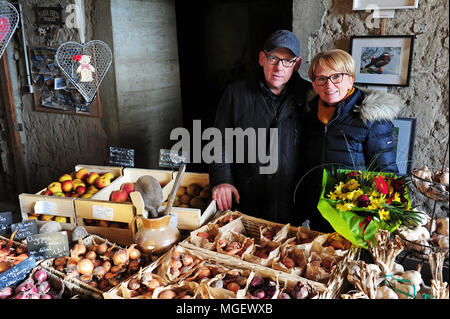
[209,30,312,224]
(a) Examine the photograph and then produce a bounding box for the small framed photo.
[350,35,414,86]
[352,0,419,10]
[392,117,417,176]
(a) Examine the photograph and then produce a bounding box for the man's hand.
[212,183,240,211]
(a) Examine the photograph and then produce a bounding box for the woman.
[298,49,403,231]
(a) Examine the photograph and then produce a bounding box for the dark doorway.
[175,0,293,172]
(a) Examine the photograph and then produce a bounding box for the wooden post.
[381,18,386,35]
[0,51,27,194]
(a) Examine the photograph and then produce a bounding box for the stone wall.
[293,0,449,217]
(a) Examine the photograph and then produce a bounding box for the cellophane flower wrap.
[317,169,420,249]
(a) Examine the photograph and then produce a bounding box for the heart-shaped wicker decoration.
[55,40,112,103]
[0,1,19,59]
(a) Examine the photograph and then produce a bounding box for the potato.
[176,186,186,196]
[199,189,210,199]
[190,197,206,210]
[179,194,192,205]
[186,183,201,197]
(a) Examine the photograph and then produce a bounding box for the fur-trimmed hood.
[354,89,404,124]
[307,88,404,124]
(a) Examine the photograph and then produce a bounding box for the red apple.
[61,180,73,193]
[120,182,135,194]
[76,185,86,195]
[110,190,129,202]
[86,172,100,185]
[43,190,53,196]
[75,168,89,180]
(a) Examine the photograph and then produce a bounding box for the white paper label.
[34,201,57,215]
[92,205,114,221]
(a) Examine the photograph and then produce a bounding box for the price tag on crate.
[10,219,38,240]
[34,201,57,215]
[0,211,13,236]
[26,231,70,261]
[0,256,37,290]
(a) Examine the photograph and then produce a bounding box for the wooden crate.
[161,171,217,231]
[75,168,174,246]
[18,164,123,232]
[180,212,360,297]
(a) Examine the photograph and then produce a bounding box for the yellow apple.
[102,172,115,180]
[55,216,67,223]
[59,174,73,182]
[95,176,110,189]
[53,192,66,197]
[86,172,100,184]
[61,180,73,193]
[48,182,62,194]
[40,215,54,221]
[75,168,89,180]
[81,193,92,199]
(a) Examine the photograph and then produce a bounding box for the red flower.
[347,171,361,178]
[374,176,389,195]
[357,195,370,207]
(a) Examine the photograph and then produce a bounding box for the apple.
[110,190,129,202]
[95,176,110,189]
[75,168,89,180]
[40,215,54,221]
[70,193,80,198]
[43,190,53,196]
[72,179,85,189]
[86,172,100,185]
[76,185,86,195]
[55,216,67,223]
[120,182,135,194]
[53,192,66,197]
[61,180,73,193]
[48,182,62,194]
[59,174,72,182]
[81,193,92,199]
[102,172,115,181]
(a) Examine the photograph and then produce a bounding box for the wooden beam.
[0,50,27,193]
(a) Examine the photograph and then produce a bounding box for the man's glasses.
[313,73,349,86]
[264,52,297,68]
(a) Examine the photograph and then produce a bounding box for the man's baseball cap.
[263,30,301,57]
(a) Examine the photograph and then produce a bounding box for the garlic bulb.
[436,217,449,236]
[391,262,404,275]
[412,240,432,255]
[413,165,432,192]
[376,285,398,299]
[391,279,415,299]
[439,168,449,186]
[438,236,449,248]
[401,270,423,292]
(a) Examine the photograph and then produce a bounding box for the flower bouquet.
[317,169,422,249]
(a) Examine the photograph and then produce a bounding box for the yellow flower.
[347,189,364,202]
[328,191,338,200]
[392,192,401,203]
[337,202,354,211]
[379,209,390,221]
[346,179,360,191]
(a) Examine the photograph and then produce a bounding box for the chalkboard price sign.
[10,219,38,240]
[109,146,135,167]
[0,256,37,290]
[0,211,13,235]
[35,5,64,26]
[26,231,70,260]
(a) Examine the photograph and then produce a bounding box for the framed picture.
[392,117,417,176]
[352,0,419,10]
[350,35,414,86]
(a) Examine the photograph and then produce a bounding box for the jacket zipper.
[321,105,342,165]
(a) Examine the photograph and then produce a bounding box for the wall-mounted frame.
[350,35,414,87]
[393,117,417,176]
[352,0,419,10]
[29,46,101,117]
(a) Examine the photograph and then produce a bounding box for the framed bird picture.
[350,35,414,86]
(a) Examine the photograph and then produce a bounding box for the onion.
[93,266,106,279]
[0,261,12,273]
[37,281,50,294]
[77,258,94,275]
[102,261,112,272]
[0,287,13,299]
[250,276,264,288]
[128,278,141,290]
[128,245,141,260]
[29,292,41,299]
[96,243,108,255]
[13,292,30,299]
[33,268,48,283]
[112,249,129,266]
[40,294,52,299]
[279,292,291,299]
[14,278,36,294]
[71,238,86,259]
[253,289,265,299]
[85,250,97,261]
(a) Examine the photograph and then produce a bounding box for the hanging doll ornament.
[0,1,19,59]
[55,40,112,103]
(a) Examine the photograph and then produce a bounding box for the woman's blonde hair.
[308,49,356,81]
